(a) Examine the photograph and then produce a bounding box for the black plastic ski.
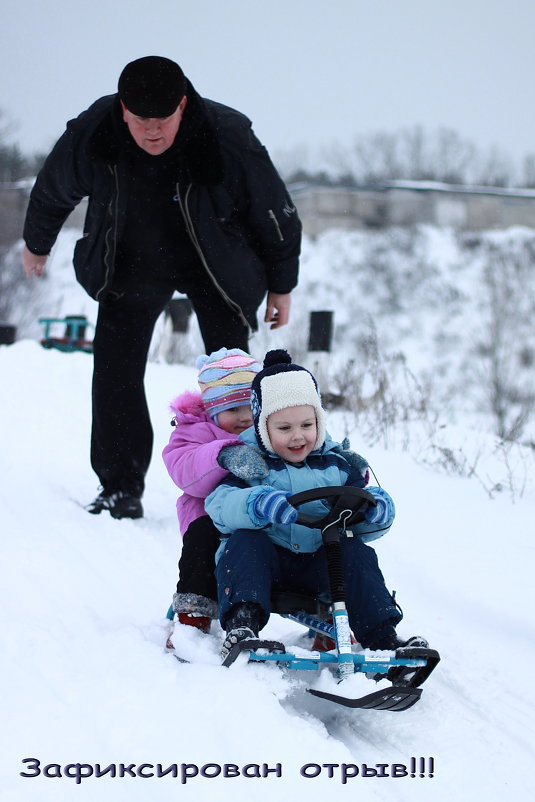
[308,685,422,711]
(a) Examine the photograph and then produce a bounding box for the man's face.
[121,96,187,155]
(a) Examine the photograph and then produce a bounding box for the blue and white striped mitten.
[363,487,395,525]
[252,488,298,525]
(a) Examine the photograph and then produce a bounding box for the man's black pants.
[90,285,249,496]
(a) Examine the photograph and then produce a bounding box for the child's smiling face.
[266,405,317,462]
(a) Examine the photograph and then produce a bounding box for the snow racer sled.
[38,315,94,354]
[167,486,440,712]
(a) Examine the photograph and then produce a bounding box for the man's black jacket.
[23,80,301,329]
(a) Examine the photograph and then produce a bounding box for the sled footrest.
[387,647,441,688]
[222,639,286,668]
[308,684,422,711]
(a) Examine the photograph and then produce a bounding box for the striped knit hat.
[196,348,262,420]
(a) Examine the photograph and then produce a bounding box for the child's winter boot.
[365,623,429,651]
[166,592,218,648]
[177,612,211,634]
[221,602,263,660]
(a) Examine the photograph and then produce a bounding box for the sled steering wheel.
[287,485,376,531]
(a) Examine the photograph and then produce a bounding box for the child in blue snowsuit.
[205,349,427,658]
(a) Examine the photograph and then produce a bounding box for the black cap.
[118,56,186,117]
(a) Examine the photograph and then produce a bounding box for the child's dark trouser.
[216,530,402,644]
[177,516,221,602]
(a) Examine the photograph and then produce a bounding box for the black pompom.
[263,349,292,368]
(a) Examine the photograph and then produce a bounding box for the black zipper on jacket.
[97,164,120,301]
[176,182,250,329]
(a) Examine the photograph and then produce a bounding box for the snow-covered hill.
[1,339,534,802]
[3,222,535,447]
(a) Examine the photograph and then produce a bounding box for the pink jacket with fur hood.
[162,390,241,535]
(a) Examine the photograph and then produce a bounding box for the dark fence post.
[165,298,193,333]
[307,310,334,394]
[0,322,17,345]
[157,297,195,363]
[307,311,334,353]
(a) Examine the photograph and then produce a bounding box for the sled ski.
[308,685,422,711]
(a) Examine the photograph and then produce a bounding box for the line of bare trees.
[278,125,535,189]
[2,107,535,189]
[0,111,46,182]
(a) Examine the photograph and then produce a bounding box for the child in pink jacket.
[162,348,264,639]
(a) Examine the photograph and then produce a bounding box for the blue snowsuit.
[205,428,402,646]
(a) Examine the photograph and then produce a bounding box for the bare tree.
[353,130,403,184]
[521,153,535,188]
[432,128,477,184]
[314,125,516,187]
[473,145,514,187]
[0,108,46,181]
[475,243,535,440]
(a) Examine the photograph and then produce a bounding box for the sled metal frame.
[246,609,437,683]
[247,644,427,674]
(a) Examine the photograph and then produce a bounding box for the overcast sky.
[3,0,535,177]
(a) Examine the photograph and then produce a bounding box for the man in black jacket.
[22,56,301,519]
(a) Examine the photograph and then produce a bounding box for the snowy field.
[1,337,534,802]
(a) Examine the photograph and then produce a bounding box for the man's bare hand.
[264,292,291,330]
[22,245,48,277]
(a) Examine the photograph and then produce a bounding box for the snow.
[1,336,534,802]
[1,226,534,800]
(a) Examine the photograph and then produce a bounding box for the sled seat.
[271,588,331,616]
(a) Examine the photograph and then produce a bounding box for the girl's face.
[266,405,317,462]
[217,405,253,435]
